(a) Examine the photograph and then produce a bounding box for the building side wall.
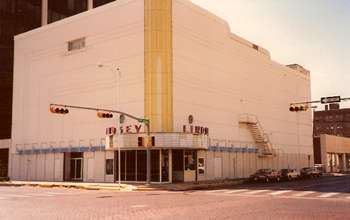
[11,0,144,180]
[321,134,350,154]
[198,150,310,180]
[172,0,313,175]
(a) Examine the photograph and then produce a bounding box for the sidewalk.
[0,179,246,192]
[0,181,136,191]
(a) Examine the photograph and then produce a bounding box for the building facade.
[10,0,313,183]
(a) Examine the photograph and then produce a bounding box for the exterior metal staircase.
[239,114,275,157]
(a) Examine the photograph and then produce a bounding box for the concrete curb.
[0,179,247,192]
[163,179,247,191]
[132,179,247,192]
[0,181,135,191]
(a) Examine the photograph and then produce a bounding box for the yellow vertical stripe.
[144,0,173,132]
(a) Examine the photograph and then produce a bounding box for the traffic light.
[97,112,113,118]
[138,137,144,147]
[50,107,69,114]
[289,105,309,112]
[137,136,155,147]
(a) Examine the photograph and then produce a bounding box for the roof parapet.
[229,33,271,58]
[286,64,310,76]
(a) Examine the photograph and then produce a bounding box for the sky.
[190,0,350,104]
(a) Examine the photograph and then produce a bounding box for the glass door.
[161,150,169,182]
[184,150,197,182]
[70,158,83,181]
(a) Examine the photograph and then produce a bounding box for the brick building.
[313,104,350,172]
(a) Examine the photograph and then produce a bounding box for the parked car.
[280,169,300,181]
[300,167,322,178]
[314,164,325,173]
[250,169,281,183]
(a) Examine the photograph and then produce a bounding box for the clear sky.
[190,0,350,103]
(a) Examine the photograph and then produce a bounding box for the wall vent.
[67,37,85,51]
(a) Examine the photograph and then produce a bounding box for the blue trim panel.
[208,146,258,153]
[16,145,106,155]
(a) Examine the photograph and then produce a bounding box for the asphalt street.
[0,175,349,220]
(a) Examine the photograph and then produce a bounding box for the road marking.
[293,191,316,197]
[269,190,292,196]
[225,189,249,194]
[25,193,55,197]
[318,193,339,198]
[208,189,232,194]
[45,192,72,195]
[0,197,6,200]
[5,194,31,198]
[131,205,147,208]
[243,190,270,195]
[346,196,350,199]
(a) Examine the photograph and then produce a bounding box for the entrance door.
[64,152,83,181]
[184,150,196,182]
[172,150,184,182]
[70,158,83,180]
[161,150,169,182]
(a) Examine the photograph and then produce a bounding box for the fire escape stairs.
[239,114,275,157]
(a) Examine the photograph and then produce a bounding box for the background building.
[10,0,313,183]
[313,104,350,172]
[0,0,116,178]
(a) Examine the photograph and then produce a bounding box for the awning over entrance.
[112,133,209,150]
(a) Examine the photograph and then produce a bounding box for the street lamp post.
[98,64,122,189]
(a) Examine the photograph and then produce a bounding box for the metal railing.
[239,113,275,156]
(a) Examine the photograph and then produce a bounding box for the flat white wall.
[172,0,313,162]
[10,152,64,181]
[12,0,144,154]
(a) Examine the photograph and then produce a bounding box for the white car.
[280,169,300,180]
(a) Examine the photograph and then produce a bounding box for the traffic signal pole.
[289,96,350,112]
[145,121,151,185]
[49,103,152,184]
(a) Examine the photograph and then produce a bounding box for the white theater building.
[10,0,313,183]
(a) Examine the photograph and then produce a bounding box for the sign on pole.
[320,96,341,104]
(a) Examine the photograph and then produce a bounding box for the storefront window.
[48,0,87,24]
[93,0,115,8]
